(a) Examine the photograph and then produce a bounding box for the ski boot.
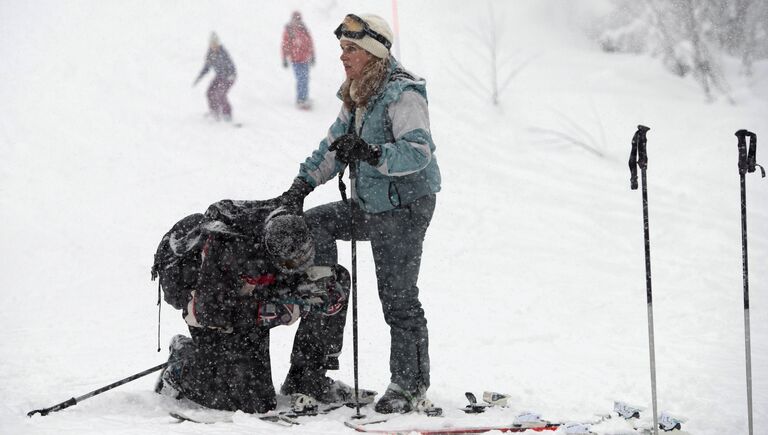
[154,334,194,399]
[375,383,441,416]
[281,365,377,407]
[483,391,511,407]
[614,401,644,419]
[513,411,552,428]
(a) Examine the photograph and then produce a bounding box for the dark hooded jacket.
[197,46,237,80]
[182,199,304,331]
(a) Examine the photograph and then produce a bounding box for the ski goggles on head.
[334,14,392,49]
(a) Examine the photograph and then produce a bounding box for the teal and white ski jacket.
[297,57,441,214]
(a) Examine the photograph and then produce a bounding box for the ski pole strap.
[748,133,765,177]
[337,160,360,203]
[747,132,759,174]
[338,166,348,202]
[628,124,650,190]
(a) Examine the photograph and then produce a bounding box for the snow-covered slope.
[1,1,766,434]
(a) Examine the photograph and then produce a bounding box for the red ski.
[343,420,561,434]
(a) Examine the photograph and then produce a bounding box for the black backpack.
[151,198,283,311]
[151,213,207,310]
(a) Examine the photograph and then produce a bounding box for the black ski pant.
[175,306,348,413]
[304,193,436,395]
[179,324,275,413]
[288,269,349,372]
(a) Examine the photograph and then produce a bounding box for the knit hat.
[209,32,220,47]
[339,14,393,59]
[264,214,315,273]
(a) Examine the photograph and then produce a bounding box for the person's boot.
[281,365,376,405]
[374,383,436,415]
[154,334,194,399]
[374,383,414,414]
[280,365,312,396]
[280,365,331,399]
[315,378,376,405]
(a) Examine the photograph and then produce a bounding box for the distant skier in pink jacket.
[282,11,315,109]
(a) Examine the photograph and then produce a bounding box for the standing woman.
[194,32,237,121]
[279,13,441,414]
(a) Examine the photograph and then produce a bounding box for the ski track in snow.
[1,1,767,434]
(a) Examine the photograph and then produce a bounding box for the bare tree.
[598,0,766,101]
[740,0,768,75]
[680,0,733,101]
[452,0,536,106]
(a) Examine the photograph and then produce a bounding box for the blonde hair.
[340,56,390,109]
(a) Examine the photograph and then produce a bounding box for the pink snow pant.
[207,76,235,118]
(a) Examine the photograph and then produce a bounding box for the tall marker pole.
[391,0,401,60]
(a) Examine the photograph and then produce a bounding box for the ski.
[168,393,373,426]
[344,416,684,435]
[344,403,556,434]
[344,396,688,435]
[344,420,561,434]
[202,112,243,127]
[169,409,299,426]
[169,410,232,424]
[280,401,354,418]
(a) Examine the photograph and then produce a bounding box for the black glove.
[279,177,313,214]
[282,59,289,68]
[328,134,381,165]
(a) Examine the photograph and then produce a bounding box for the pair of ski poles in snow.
[628,126,764,435]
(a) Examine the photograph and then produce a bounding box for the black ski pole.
[348,160,365,419]
[734,129,764,435]
[27,362,168,417]
[628,124,659,435]
[337,161,365,420]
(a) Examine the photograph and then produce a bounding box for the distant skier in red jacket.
[282,11,315,110]
[194,32,237,121]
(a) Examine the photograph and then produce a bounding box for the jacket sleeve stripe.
[376,91,434,176]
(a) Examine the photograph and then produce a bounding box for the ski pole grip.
[337,167,348,202]
[637,124,650,169]
[27,398,77,417]
[628,125,650,190]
